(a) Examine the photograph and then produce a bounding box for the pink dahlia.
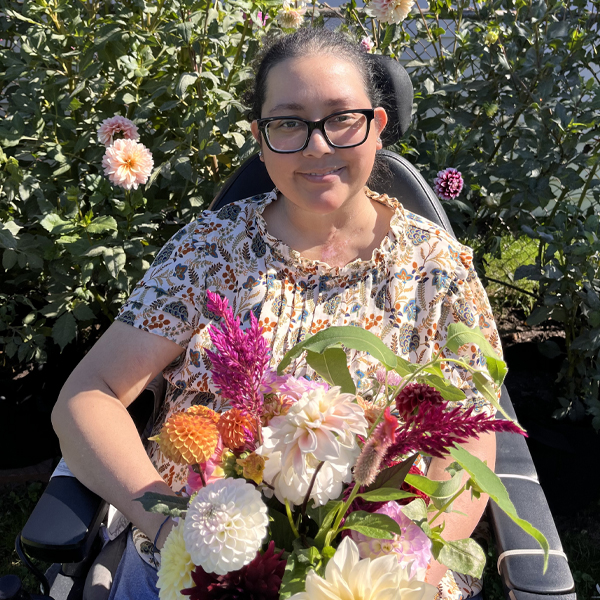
[351,501,432,580]
[97,115,139,147]
[434,167,464,200]
[101,139,153,190]
[182,541,286,600]
[360,36,374,52]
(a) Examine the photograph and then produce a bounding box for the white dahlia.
[287,537,437,600]
[257,386,368,506]
[183,478,268,575]
[156,521,194,600]
[367,0,415,24]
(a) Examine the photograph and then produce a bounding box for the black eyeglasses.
[256,109,376,154]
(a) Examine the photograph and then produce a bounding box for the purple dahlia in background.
[434,167,464,200]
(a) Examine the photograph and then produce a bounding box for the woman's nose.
[303,128,334,156]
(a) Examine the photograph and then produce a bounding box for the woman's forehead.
[262,54,369,112]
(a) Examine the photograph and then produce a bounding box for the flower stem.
[326,483,361,545]
[428,483,466,525]
[285,499,300,539]
[300,461,324,518]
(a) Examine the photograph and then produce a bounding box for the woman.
[52,28,499,599]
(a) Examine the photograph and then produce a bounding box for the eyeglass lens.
[264,112,369,152]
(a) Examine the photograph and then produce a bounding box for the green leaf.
[268,508,296,552]
[103,247,126,279]
[3,248,18,270]
[40,214,76,235]
[436,538,486,578]
[311,501,343,549]
[340,510,401,539]
[445,323,504,384]
[404,467,464,500]
[72,302,96,321]
[52,312,77,351]
[280,549,317,599]
[366,454,417,492]
[0,227,17,250]
[175,72,199,99]
[401,498,428,523]
[356,488,417,502]
[448,445,549,571]
[471,371,513,422]
[86,216,118,234]
[278,326,397,374]
[419,374,467,402]
[394,357,420,377]
[134,491,188,517]
[306,347,355,394]
[380,24,396,51]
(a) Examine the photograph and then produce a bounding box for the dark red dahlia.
[395,383,444,417]
[182,541,286,600]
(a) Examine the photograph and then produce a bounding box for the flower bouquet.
[137,291,549,599]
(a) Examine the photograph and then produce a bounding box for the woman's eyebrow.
[267,98,355,116]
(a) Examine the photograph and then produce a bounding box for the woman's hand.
[51,321,184,542]
[423,431,496,586]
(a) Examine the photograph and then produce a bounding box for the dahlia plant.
[137,290,549,600]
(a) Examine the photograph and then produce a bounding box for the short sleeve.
[116,220,207,349]
[437,246,503,417]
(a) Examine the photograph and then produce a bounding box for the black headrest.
[367,55,413,146]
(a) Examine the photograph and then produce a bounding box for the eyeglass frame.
[255,108,376,154]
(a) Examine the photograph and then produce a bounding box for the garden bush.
[1,0,599,426]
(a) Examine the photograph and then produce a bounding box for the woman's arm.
[423,431,496,585]
[51,321,184,548]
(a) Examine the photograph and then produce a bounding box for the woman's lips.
[298,166,344,183]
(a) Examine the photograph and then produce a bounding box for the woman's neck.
[262,190,393,268]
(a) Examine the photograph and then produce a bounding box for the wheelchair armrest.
[20,476,108,564]
[490,387,575,598]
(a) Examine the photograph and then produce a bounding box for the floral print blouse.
[117,188,501,492]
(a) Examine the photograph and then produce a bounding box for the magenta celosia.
[182,541,286,600]
[205,291,270,420]
[385,390,526,462]
[434,167,464,200]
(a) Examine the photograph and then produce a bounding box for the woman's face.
[250,54,387,218]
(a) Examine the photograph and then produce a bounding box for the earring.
[258,151,263,158]
[377,137,382,144]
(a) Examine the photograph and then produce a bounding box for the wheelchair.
[1,54,576,600]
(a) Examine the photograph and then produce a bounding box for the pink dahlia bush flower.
[360,36,374,52]
[351,501,432,580]
[101,139,153,190]
[97,115,139,147]
[367,0,414,24]
[433,167,464,200]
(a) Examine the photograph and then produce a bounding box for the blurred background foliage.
[1,0,599,427]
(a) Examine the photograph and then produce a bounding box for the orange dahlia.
[217,409,258,450]
[150,411,220,465]
[186,404,220,424]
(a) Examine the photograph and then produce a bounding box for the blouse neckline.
[252,188,407,277]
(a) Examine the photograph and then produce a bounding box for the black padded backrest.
[209,151,455,238]
[367,55,413,146]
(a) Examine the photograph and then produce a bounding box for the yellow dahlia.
[217,409,257,450]
[151,412,220,465]
[157,521,194,600]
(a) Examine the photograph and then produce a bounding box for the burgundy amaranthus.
[434,167,464,200]
[182,541,286,600]
[385,384,526,462]
[205,291,270,419]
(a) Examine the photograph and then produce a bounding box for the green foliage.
[336,0,600,426]
[0,0,272,370]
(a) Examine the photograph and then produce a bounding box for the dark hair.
[245,28,383,121]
